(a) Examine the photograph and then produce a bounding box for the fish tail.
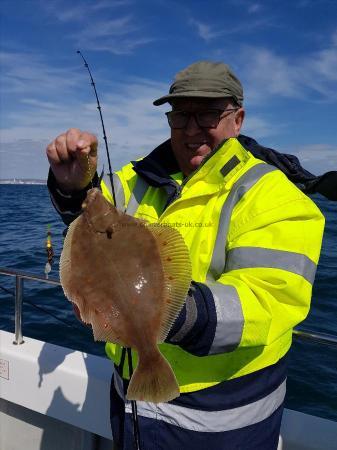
[126,347,180,403]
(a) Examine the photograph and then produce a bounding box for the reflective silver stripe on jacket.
[102,173,150,214]
[112,173,126,211]
[123,377,286,432]
[126,177,149,216]
[205,282,243,353]
[102,173,126,211]
[168,292,198,343]
[207,163,277,282]
[226,247,317,285]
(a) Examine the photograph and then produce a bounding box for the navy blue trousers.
[110,356,286,450]
[111,394,283,449]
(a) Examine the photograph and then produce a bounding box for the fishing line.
[77,50,141,450]
[86,154,94,190]
[127,347,141,450]
[0,284,14,296]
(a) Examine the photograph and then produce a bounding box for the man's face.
[170,98,244,176]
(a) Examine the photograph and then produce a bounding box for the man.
[47,61,325,449]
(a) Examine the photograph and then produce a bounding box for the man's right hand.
[46,128,98,193]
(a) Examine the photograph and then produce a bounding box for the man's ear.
[234,108,245,136]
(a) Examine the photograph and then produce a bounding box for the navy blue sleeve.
[166,281,217,356]
[47,169,99,225]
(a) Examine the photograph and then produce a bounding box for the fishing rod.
[76,50,116,206]
[77,50,141,450]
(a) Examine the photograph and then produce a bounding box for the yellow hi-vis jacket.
[103,137,325,394]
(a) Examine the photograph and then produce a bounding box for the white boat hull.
[0,331,336,450]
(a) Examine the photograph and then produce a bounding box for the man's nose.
[184,114,202,136]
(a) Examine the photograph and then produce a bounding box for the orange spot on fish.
[167,257,172,261]
[168,276,174,280]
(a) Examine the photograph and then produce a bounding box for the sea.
[0,184,336,422]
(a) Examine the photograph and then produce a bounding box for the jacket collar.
[131,135,336,201]
[131,139,181,206]
[132,136,248,187]
[132,139,179,184]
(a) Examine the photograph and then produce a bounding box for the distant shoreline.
[0,179,46,185]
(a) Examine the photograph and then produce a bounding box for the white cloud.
[238,36,337,105]
[2,18,337,181]
[38,1,82,22]
[48,5,86,22]
[189,14,273,43]
[241,47,299,101]
[76,16,136,39]
[40,0,132,23]
[291,144,337,174]
[248,3,261,14]
[38,1,153,55]
[0,59,169,179]
[332,29,337,47]
[71,16,154,55]
[91,0,133,11]
[77,36,154,55]
[0,51,83,96]
[21,99,61,110]
[241,115,280,139]
[0,140,51,180]
[188,19,223,42]
[310,48,337,81]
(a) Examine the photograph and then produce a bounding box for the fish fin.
[126,347,180,403]
[59,217,92,322]
[59,217,80,302]
[76,299,92,324]
[59,218,76,297]
[148,224,192,342]
[90,309,126,345]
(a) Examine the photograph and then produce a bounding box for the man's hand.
[46,128,98,193]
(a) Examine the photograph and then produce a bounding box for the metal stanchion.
[13,275,24,345]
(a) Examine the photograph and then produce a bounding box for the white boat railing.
[1,266,337,348]
[0,267,60,345]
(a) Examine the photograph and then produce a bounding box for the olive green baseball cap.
[153,61,244,106]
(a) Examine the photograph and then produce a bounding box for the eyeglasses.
[165,108,239,129]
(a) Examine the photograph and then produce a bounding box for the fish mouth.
[87,187,101,197]
[82,188,115,233]
[82,187,101,208]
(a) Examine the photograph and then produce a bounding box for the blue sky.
[1,0,337,180]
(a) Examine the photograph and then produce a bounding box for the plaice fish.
[60,188,191,403]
